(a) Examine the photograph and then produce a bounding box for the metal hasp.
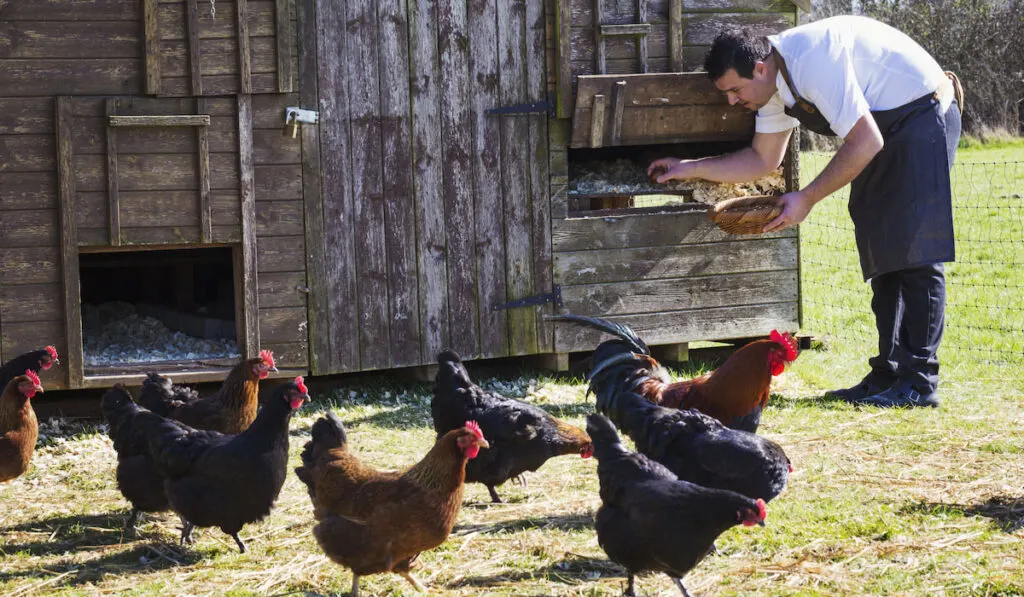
[492,286,563,311]
[486,97,554,116]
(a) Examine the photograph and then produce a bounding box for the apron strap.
[944,71,964,116]
[771,47,818,114]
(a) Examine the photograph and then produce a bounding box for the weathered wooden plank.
[197,98,212,243]
[594,0,605,74]
[0,210,59,248]
[276,0,295,92]
[187,0,204,95]
[73,153,240,192]
[346,0,388,369]
[0,21,140,59]
[158,1,278,40]
[145,0,161,94]
[0,99,55,135]
[575,72,726,107]
[1,320,66,389]
[572,104,753,147]
[56,97,83,388]
[0,245,61,285]
[254,164,302,198]
[609,79,626,145]
[640,0,649,73]
[566,0,797,24]
[237,0,253,94]
[258,341,308,368]
[670,0,683,71]
[0,0,141,20]
[0,173,57,211]
[258,271,307,308]
[0,283,63,323]
[254,200,304,236]
[237,95,259,359]
[75,189,236,228]
[256,235,304,273]
[599,23,651,36]
[561,270,798,315]
[469,0,509,359]
[158,73,280,96]
[553,209,795,251]
[108,115,210,127]
[0,134,55,172]
[379,0,420,367]
[527,0,552,352]
[554,301,799,351]
[589,94,605,147]
[105,100,121,246]
[409,0,450,360]
[555,0,573,118]
[297,0,327,374]
[77,225,240,246]
[159,37,279,77]
[0,60,144,97]
[439,0,479,359]
[258,306,307,344]
[554,237,798,284]
[499,0,536,355]
[74,120,219,154]
[681,12,794,44]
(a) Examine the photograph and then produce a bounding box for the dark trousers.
[865,263,945,394]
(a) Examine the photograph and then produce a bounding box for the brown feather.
[0,376,40,483]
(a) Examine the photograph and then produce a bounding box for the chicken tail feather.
[547,313,649,355]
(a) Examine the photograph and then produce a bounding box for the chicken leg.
[624,573,636,597]
[179,519,195,546]
[399,571,426,592]
[126,508,142,535]
[350,573,360,597]
[671,577,693,597]
[487,485,503,503]
[230,532,246,553]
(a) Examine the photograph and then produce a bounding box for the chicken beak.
[757,519,766,527]
[476,438,490,449]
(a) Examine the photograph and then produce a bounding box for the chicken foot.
[125,509,142,535]
[179,519,195,546]
[671,577,693,597]
[624,573,636,597]
[487,485,503,503]
[399,571,426,593]
[230,532,246,553]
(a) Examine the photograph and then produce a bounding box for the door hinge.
[492,286,563,311]
[486,95,554,116]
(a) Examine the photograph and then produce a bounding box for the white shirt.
[756,15,951,138]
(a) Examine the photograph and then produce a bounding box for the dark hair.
[703,28,771,81]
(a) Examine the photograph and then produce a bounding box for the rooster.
[133,377,308,551]
[138,349,277,434]
[0,346,58,390]
[550,314,798,433]
[597,386,790,502]
[431,350,593,503]
[101,384,171,532]
[295,411,489,596]
[0,371,44,483]
[588,413,766,597]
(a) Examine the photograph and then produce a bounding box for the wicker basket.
[707,195,783,235]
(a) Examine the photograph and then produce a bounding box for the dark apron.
[773,48,956,280]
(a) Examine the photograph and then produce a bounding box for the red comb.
[756,498,767,521]
[45,346,58,360]
[260,349,276,368]
[465,420,484,439]
[24,369,41,387]
[770,330,799,362]
[294,376,308,395]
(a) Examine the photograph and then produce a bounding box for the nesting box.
[0,0,805,390]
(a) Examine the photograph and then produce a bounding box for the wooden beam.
[610,80,626,145]
[108,115,211,127]
[590,93,605,147]
[638,0,649,73]
[187,0,204,95]
[105,99,121,246]
[594,0,605,75]
[197,98,212,243]
[598,24,651,37]
[237,0,253,94]
[56,97,84,389]
[143,0,160,95]
[669,0,683,72]
[237,94,259,358]
[555,0,572,119]
[652,342,689,363]
[275,0,295,92]
[297,0,327,374]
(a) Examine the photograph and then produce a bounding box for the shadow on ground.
[900,496,1024,532]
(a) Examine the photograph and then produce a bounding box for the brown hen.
[0,371,44,483]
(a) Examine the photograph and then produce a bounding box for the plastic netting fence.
[800,153,1024,370]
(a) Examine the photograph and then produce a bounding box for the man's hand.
[647,157,695,184]
[762,190,814,233]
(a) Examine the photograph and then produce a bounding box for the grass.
[1,143,1023,596]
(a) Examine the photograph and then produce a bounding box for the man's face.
[715,63,775,111]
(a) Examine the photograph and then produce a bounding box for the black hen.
[101,384,177,532]
[0,346,59,390]
[596,384,790,502]
[138,377,309,551]
[431,350,593,503]
[588,413,766,597]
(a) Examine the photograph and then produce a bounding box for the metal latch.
[492,286,563,311]
[486,95,554,116]
[283,107,319,138]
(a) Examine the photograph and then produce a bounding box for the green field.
[1,143,1022,596]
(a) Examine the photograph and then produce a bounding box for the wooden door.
[307,0,551,374]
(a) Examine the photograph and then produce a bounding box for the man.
[649,15,961,408]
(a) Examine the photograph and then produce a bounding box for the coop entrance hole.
[566,140,762,216]
[79,246,241,375]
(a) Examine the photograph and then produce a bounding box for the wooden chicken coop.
[0,0,806,391]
